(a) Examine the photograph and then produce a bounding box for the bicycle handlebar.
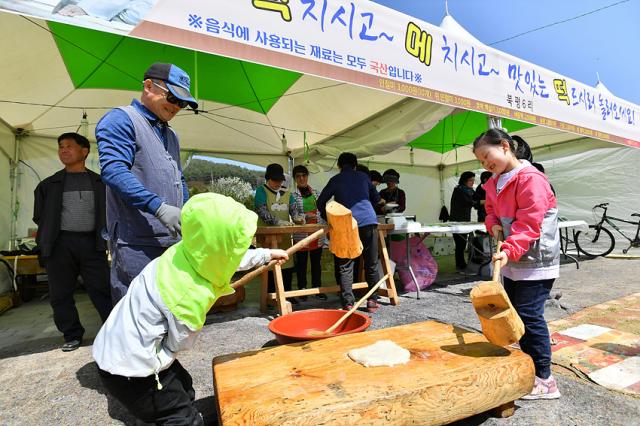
[594,203,609,209]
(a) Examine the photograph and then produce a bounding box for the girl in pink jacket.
[473,128,561,400]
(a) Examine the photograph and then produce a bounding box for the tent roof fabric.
[0,13,610,168]
[3,14,460,166]
[51,22,303,114]
[408,110,534,154]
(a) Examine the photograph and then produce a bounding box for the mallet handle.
[231,229,325,289]
[492,240,503,282]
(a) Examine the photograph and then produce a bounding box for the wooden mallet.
[470,240,525,346]
[231,201,363,290]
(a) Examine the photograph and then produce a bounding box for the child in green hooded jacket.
[92,193,287,424]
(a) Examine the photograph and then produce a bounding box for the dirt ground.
[1,256,639,425]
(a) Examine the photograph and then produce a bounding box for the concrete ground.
[1,254,639,425]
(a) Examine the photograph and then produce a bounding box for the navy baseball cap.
[144,62,198,109]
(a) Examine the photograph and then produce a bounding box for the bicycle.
[574,203,640,257]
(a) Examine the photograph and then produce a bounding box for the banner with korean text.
[2,0,638,146]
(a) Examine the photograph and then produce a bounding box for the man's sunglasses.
[152,81,189,109]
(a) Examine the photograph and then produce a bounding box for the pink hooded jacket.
[484,165,560,279]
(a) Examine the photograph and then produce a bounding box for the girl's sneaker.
[521,375,561,400]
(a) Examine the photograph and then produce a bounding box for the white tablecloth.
[388,220,588,235]
[558,220,588,231]
[388,222,486,235]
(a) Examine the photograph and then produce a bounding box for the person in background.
[512,135,532,162]
[531,162,545,173]
[255,163,304,304]
[449,171,476,273]
[93,193,288,424]
[369,170,383,189]
[352,164,373,279]
[473,128,561,400]
[33,132,112,352]
[513,134,556,195]
[317,153,382,312]
[531,163,556,195]
[379,169,406,213]
[292,165,327,301]
[368,170,384,215]
[356,163,370,175]
[474,171,493,222]
[96,62,196,304]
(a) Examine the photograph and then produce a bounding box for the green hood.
[156,193,257,330]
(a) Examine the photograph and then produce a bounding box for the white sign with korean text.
[139,0,639,145]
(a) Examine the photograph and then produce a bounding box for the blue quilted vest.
[106,105,183,247]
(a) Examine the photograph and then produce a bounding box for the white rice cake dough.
[347,340,411,367]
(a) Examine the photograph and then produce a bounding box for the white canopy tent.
[0,1,639,250]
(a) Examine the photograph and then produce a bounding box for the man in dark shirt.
[33,133,111,352]
[474,171,493,222]
[316,153,382,312]
[378,169,406,214]
[450,171,476,273]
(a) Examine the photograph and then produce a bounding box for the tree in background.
[183,159,263,189]
[208,177,255,210]
[184,159,263,208]
[187,181,208,198]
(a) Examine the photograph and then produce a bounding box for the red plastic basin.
[268,309,371,344]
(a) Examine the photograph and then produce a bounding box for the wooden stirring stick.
[309,274,389,336]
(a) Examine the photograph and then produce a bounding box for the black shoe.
[315,293,328,301]
[61,339,82,352]
[289,297,299,305]
[299,295,308,301]
[366,299,381,313]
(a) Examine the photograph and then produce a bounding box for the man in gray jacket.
[33,133,111,351]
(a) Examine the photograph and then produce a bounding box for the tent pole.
[438,163,445,207]
[9,134,21,250]
[287,155,293,177]
[193,51,199,100]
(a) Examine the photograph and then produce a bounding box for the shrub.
[209,177,255,204]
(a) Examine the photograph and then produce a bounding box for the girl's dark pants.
[504,276,555,379]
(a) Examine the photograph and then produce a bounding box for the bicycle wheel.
[574,225,615,257]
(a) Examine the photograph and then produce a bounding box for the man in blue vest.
[96,62,196,304]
